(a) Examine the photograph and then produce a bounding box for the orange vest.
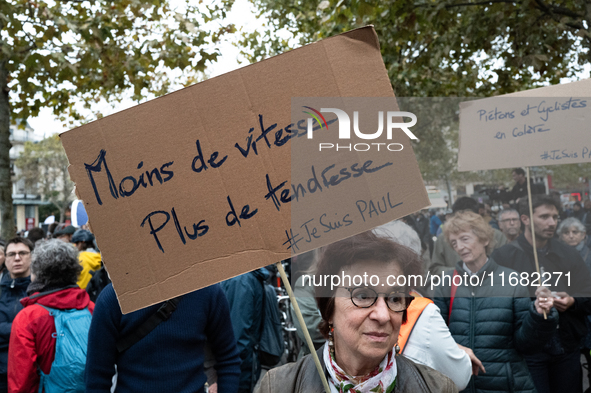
[398,296,433,352]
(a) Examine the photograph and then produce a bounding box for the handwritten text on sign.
[81,112,407,256]
[82,114,398,253]
[458,97,591,171]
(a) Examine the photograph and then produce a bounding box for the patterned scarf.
[323,342,397,393]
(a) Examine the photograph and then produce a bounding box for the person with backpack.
[71,229,102,290]
[7,239,93,393]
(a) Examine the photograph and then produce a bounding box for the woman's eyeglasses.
[345,287,412,312]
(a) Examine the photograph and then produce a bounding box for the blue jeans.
[524,350,582,393]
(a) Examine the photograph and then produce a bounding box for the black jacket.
[221,268,269,393]
[491,234,591,353]
[434,258,558,393]
[509,179,537,201]
[0,273,30,375]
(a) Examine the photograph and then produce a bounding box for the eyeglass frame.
[343,287,413,312]
[499,218,520,223]
[6,250,31,259]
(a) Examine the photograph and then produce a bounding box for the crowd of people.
[284,168,591,393]
[393,174,591,393]
[0,166,589,393]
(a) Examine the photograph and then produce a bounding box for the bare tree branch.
[445,0,521,9]
[533,0,584,19]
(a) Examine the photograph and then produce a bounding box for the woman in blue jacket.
[434,211,557,393]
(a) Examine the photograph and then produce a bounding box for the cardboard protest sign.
[60,26,429,313]
[458,79,591,171]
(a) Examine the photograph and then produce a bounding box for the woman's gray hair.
[31,239,81,287]
[372,220,422,256]
[558,217,586,235]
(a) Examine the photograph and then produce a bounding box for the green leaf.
[0,0,235,238]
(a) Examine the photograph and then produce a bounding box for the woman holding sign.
[434,211,557,393]
[256,231,456,393]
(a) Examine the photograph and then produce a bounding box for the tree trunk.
[60,161,72,224]
[0,61,15,240]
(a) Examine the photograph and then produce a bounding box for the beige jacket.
[255,348,458,393]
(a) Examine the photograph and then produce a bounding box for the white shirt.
[402,303,472,390]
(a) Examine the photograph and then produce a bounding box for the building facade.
[10,121,44,232]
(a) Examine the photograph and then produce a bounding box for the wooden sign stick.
[525,167,547,320]
[276,262,331,393]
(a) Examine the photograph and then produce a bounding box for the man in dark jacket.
[491,195,591,393]
[510,168,536,203]
[415,210,432,254]
[86,283,240,393]
[0,237,32,393]
[570,201,586,222]
[221,268,269,393]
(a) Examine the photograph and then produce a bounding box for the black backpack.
[86,266,111,303]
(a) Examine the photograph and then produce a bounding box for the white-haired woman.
[557,216,591,388]
[435,211,557,393]
[558,217,591,272]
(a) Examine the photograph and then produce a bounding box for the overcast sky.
[25,3,591,139]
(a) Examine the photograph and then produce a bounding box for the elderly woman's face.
[561,226,586,247]
[331,260,404,370]
[449,230,488,268]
